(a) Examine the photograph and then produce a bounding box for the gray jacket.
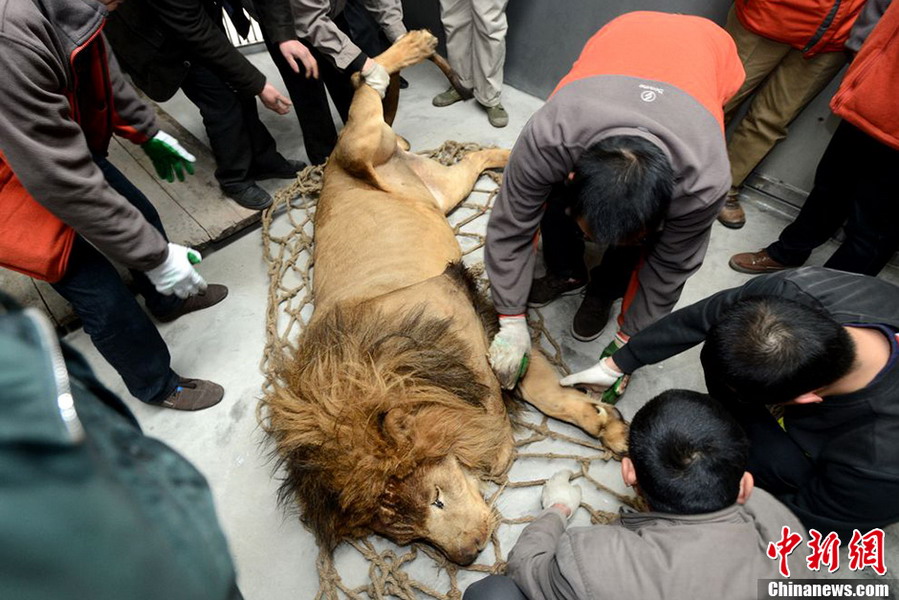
[290,0,405,70]
[485,74,732,335]
[0,0,167,271]
[507,489,810,600]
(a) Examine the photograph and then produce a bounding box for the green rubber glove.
[142,131,196,182]
[600,332,629,404]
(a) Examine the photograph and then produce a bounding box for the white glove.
[361,59,390,98]
[145,243,207,299]
[541,470,582,519]
[559,357,624,392]
[488,315,531,390]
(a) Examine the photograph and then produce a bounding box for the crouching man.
[563,267,899,537]
[464,390,807,600]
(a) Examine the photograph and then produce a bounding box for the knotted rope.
[261,142,636,599]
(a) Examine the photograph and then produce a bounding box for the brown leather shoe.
[718,198,746,229]
[155,284,228,323]
[729,249,789,274]
[158,378,224,411]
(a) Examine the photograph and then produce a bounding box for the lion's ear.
[380,407,416,445]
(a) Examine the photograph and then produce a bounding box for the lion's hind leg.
[406,148,511,214]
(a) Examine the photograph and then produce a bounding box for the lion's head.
[261,306,512,564]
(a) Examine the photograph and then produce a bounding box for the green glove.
[600,374,630,405]
[599,332,629,404]
[142,131,196,182]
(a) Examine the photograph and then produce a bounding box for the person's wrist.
[551,503,572,518]
[602,356,623,377]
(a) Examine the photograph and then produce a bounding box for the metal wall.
[401,0,843,206]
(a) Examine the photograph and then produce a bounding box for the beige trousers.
[725,5,847,189]
[439,0,510,107]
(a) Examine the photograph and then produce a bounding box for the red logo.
[767,527,888,577]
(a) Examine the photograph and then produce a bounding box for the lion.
[261,31,628,566]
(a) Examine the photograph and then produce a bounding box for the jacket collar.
[618,502,750,530]
[31,0,107,58]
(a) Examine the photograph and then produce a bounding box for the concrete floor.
[65,53,899,598]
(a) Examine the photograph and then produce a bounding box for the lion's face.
[374,455,491,565]
[419,456,492,565]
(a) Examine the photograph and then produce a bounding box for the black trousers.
[463,575,528,600]
[50,159,181,404]
[180,62,288,191]
[257,15,356,165]
[541,187,643,300]
[767,120,899,275]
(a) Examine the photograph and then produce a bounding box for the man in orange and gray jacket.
[484,12,744,391]
[0,0,226,411]
[718,0,869,228]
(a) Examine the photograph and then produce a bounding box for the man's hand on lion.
[361,58,390,98]
[488,315,531,389]
[560,333,630,404]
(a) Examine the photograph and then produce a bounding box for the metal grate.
[222,9,265,48]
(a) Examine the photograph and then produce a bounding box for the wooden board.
[4,101,262,327]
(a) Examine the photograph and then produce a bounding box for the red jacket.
[830,0,899,150]
[0,0,162,282]
[735,0,867,56]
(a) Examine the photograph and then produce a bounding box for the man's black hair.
[629,390,749,514]
[700,296,856,405]
[566,135,674,244]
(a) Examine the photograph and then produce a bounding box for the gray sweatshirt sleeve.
[505,509,584,600]
[485,117,572,315]
[0,35,168,271]
[291,0,364,70]
[619,190,725,336]
[359,0,406,42]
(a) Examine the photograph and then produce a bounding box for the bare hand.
[279,40,319,79]
[259,83,292,115]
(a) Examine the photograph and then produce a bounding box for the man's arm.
[618,193,722,337]
[506,509,584,600]
[291,0,365,70]
[613,271,801,373]
[151,0,266,97]
[0,37,167,271]
[485,122,571,316]
[358,0,407,42]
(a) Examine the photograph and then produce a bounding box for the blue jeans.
[463,575,528,600]
[50,158,181,404]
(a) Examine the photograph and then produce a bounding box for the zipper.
[23,308,85,443]
[802,0,842,53]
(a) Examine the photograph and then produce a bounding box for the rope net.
[261,142,638,600]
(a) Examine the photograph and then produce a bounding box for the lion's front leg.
[517,352,629,455]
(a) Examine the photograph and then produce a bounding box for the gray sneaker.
[432,87,463,107]
[487,104,508,128]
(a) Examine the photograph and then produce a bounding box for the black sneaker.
[223,184,272,210]
[571,294,616,342]
[527,273,586,308]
